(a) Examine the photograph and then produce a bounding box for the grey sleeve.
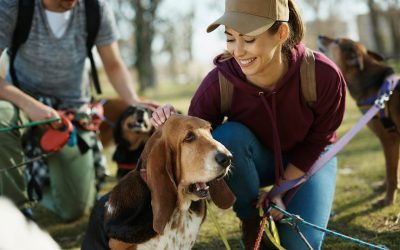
[95,0,120,46]
[0,0,18,49]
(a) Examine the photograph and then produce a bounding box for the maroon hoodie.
[188,43,346,174]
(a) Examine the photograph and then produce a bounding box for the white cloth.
[45,10,72,38]
[0,197,60,250]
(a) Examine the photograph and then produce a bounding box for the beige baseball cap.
[207,0,289,36]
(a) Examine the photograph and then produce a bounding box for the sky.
[156,0,370,64]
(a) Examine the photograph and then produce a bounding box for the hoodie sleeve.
[289,59,346,172]
[188,68,225,128]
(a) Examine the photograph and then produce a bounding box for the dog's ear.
[367,50,384,62]
[145,130,177,235]
[113,106,137,145]
[346,49,365,71]
[208,179,236,209]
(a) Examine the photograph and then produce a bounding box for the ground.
[33,76,400,249]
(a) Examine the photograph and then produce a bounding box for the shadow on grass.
[193,238,243,250]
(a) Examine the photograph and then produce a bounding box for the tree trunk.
[367,0,386,53]
[133,0,160,93]
[387,10,400,58]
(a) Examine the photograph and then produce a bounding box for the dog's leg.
[367,119,399,206]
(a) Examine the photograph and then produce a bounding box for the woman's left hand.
[256,190,286,221]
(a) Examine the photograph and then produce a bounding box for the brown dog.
[98,98,131,148]
[98,99,155,179]
[83,114,236,250]
[318,35,400,206]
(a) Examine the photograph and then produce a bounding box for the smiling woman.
[151,0,346,249]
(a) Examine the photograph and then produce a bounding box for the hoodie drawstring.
[258,91,285,186]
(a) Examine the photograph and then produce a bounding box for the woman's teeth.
[240,58,256,65]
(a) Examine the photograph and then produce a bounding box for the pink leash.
[267,74,400,205]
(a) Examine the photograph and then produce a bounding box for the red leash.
[253,216,268,250]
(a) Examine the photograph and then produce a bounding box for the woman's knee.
[212,122,258,151]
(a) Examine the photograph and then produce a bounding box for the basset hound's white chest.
[137,208,203,250]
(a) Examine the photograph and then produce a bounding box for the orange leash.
[253,216,267,250]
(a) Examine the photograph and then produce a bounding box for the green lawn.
[34,81,400,250]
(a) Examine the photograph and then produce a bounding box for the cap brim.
[207,12,275,36]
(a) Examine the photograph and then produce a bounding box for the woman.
[152,0,346,249]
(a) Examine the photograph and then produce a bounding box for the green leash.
[0,117,60,132]
[206,200,232,250]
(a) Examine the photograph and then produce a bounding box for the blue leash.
[270,204,389,250]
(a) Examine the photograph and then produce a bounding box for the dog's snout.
[136,109,145,123]
[215,152,232,168]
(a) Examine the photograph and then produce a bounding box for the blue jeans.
[213,122,337,250]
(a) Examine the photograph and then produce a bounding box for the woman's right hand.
[151,104,176,128]
[24,100,60,126]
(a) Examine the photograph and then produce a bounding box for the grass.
[33,81,400,250]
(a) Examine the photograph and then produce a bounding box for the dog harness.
[357,74,400,130]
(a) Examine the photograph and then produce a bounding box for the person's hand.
[23,100,61,127]
[256,190,286,221]
[136,99,160,111]
[151,104,176,128]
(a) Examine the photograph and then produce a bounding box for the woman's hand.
[24,100,60,127]
[151,104,176,128]
[256,190,286,221]
[136,100,160,111]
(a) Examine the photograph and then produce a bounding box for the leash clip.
[374,93,391,109]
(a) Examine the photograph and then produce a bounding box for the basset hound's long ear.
[208,179,236,209]
[145,130,177,235]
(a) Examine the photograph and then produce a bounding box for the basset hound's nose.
[215,152,232,168]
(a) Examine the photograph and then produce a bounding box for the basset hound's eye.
[183,131,196,143]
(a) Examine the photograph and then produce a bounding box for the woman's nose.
[231,40,245,58]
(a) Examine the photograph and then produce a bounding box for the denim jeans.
[213,122,337,250]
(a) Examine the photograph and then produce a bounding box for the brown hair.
[269,0,304,57]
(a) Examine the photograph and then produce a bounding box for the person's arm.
[0,49,59,122]
[97,42,139,105]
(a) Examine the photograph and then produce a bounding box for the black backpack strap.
[85,0,102,94]
[9,0,35,87]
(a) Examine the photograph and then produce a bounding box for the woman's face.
[225,27,282,77]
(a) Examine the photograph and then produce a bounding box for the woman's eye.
[244,39,255,43]
[226,39,234,43]
[184,132,196,143]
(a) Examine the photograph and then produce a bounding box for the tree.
[133,0,162,93]
[367,0,386,53]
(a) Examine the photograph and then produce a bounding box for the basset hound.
[82,114,236,250]
[319,35,400,206]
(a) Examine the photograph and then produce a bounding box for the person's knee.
[213,122,256,151]
[0,100,18,126]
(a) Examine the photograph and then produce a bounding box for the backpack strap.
[84,0,102,95]
[9,0,102,94]
[9,0,35,87]
[300,48,317,107]
[218,71,234,116]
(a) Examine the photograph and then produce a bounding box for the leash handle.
[40,114,73,152]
